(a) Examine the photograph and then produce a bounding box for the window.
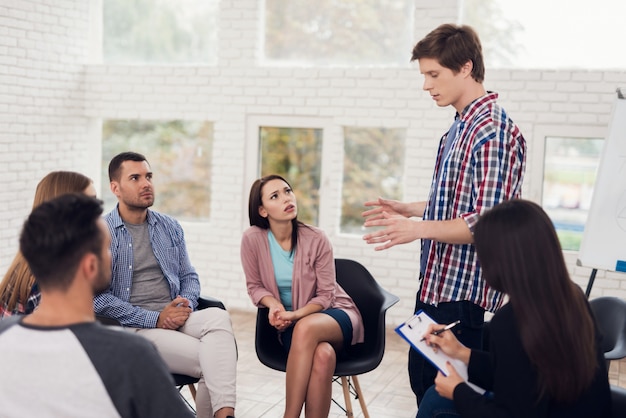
[341,127,405,234]
[259,126,323,225]
[542,136,604,251]
[462,0,626,69]
[101,120,213,220]
[263,0,413,67]
[103,0,218,64]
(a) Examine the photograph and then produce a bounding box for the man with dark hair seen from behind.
[0,193,194,417]
[362,23,526,409]
[94,151,236,418]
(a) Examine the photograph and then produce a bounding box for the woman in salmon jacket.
[240,174,364,418]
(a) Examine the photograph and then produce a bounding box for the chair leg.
[351,375,369,418]
[178,384,196,415]
[340,376,355,417]
[187,383,197,401]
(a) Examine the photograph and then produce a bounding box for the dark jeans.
[416,385,495,418]
[415,385,459,418]
[408,293,485,407]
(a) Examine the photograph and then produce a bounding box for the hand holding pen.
[421,321,471,364]
[420,320,461,342]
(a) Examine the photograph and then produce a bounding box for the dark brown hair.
[108,151,149,182]
[20,194,104,290]
[411,23,485,83]
[474,199,597,402]
[248,174,305,254]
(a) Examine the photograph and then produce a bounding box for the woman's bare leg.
[283,313,343,418]
[303,342,335,418]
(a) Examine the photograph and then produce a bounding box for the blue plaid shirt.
[0,283,40,318]
[420,92,526,313]
[93,205,201,328]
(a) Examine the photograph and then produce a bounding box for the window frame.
[530,124,607,253]
[244,115,335,231]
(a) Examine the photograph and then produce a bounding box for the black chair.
[612,384,626,418]
[97,295,226,414]
[255,258,399,417]
[589,296,626,369]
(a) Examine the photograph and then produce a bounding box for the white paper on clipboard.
[395,310,485,394]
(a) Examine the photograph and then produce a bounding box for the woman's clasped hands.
[268,305,293,331]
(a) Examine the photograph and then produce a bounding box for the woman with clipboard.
[416,199,611,418]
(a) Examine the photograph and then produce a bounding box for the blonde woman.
[0,171,95,317]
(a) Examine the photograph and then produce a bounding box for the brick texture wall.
[0,0,95,269]
[1,0,626,330]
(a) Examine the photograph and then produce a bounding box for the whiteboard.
[577,97,626,273]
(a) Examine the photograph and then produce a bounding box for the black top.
[453,303,611,418]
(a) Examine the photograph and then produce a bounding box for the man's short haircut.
[411,23,485,83]
[108,151,149,182]
[20,193,104,291]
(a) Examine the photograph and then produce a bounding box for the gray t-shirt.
[0,317,194,418]
[124,221,172,311]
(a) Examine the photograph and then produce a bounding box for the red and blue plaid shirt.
[420,92,526,313]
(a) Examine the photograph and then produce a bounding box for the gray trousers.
[133,307,237,418]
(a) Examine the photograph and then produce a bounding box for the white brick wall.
[1,0,626,325]
[0,0,94,273]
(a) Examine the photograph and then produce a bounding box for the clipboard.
[395,310,485,394]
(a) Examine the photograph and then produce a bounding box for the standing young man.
[94,152,237,418]
[362,24,526,406]
[0,194,195,418]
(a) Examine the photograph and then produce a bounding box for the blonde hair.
[0,171,92,313]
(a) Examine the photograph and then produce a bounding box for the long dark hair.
[248,174,304,254]
[474,199,597,402]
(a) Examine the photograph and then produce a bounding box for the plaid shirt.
[0,283,40,318]
[420,92,526,313]
[93,205,201,328]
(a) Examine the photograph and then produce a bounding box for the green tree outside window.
[102,120,213,220]
[341,127,405,234]
[259,127,322,226]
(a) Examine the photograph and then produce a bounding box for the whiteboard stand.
[576,89,626,295]
[584,268,598,298]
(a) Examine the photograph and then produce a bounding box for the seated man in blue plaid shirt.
[94,152,236,418]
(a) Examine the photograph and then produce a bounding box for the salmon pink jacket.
[240,224,364,345]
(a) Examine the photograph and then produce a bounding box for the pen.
[420,320,461,342]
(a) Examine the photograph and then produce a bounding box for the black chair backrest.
[589,296,626,360]
[255,306,287,371]
[334,258,399,374]
[335,259,384,349]
[612,384,626,418]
